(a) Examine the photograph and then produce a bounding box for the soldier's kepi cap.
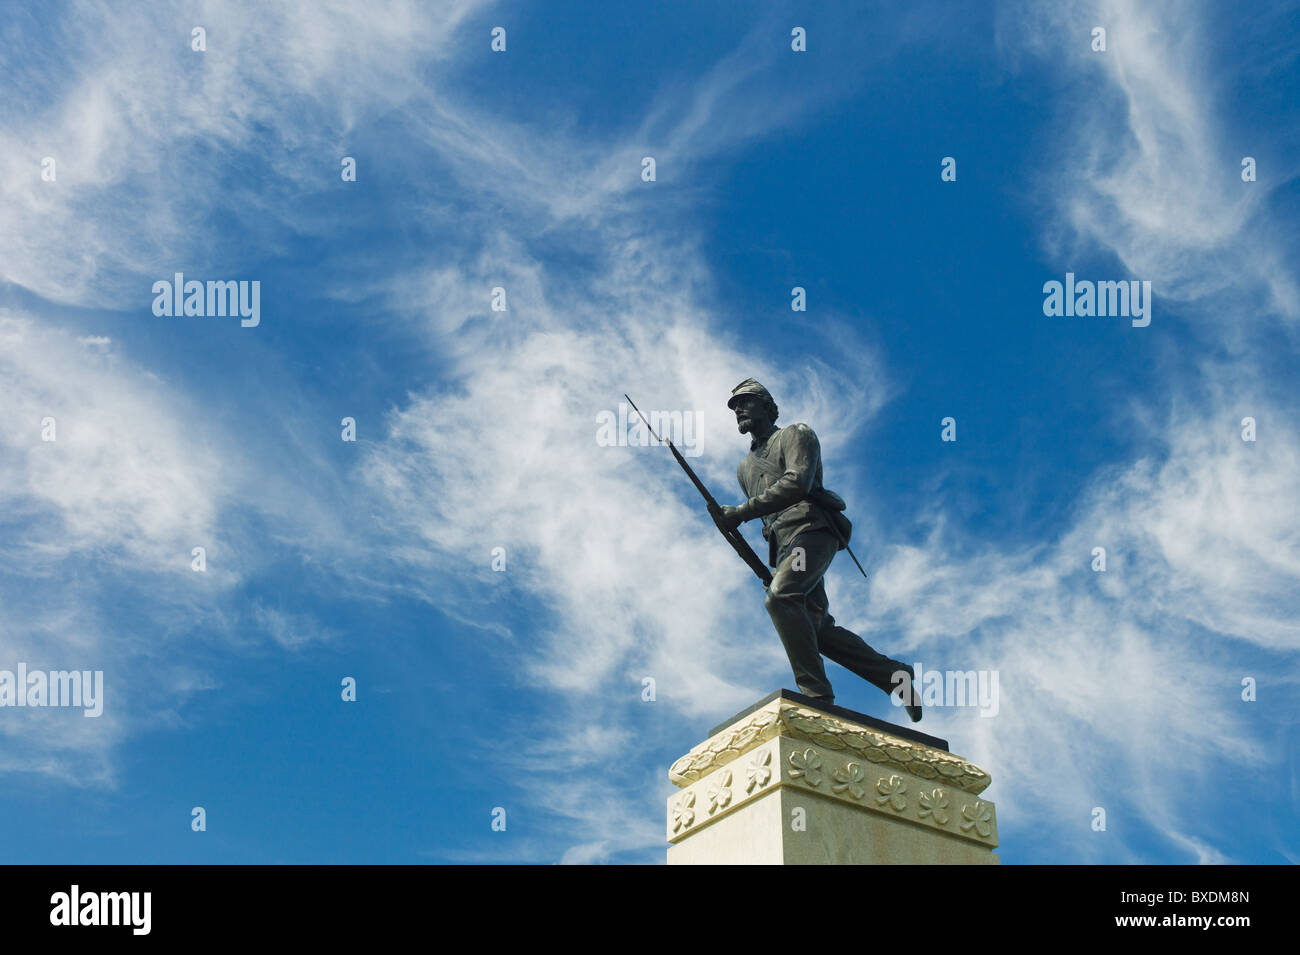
[727,377,775,409]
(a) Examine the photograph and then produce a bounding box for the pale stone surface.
[668,696,1000,865]
[669,785,786,866]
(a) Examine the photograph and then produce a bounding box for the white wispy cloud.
[0,312,230,781]
[0,312,228,573]
[0,0,490,305]
[840,0,1300,862]
[0,0,494,783]
[1004,0,1300,325]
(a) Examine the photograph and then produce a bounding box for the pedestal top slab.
[709,689,950,749]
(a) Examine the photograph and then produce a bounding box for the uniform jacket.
[736,423,836,565]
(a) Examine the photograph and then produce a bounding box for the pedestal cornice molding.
[669,699,991,795]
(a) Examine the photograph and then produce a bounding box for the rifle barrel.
[625,394,772,586]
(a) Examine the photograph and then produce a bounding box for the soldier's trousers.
[764,529,905,702]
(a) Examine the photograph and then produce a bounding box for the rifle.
[624,394,773,586]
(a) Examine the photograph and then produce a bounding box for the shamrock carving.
[788,748,823,786]
[875,774,907,812]
[671,791,696,832]
[918,788,950,825]
[746,750,773,793]
[831,762,866,800]
[960,800,993,838]
[708,771,733,813]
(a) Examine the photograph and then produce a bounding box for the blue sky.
[1,0,1297,864]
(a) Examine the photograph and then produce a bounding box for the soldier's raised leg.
[800,537,922,720]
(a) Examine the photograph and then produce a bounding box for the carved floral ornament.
[960,800,994,838]
[787,748,823,786]
[918,788,950,825]
[671,792,695,832]
[875,774,907,812]
[831,761,866,800]
[671,752,995,843]
[707,771,733,814]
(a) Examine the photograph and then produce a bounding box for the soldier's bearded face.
[733,396,771,435]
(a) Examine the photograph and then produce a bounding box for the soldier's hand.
[716,504,746,532]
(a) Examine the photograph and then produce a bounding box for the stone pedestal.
[667,690,999,865]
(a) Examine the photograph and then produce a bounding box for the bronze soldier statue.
[712,378,922,720]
